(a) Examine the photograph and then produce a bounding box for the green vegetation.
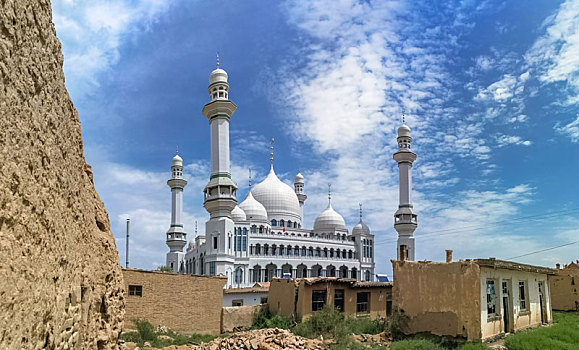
[504,312,579,350]
[156,265,173,272]
[120,319,215,347]
[252,307,294,330]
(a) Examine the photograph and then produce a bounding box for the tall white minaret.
[201,56,237,281]
[294,171,306,223]
[166,153,187,273]
[393,117,418,261]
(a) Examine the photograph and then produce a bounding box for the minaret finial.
[248,168,252,188]
[269,138,275,164]
[176,145,179,154]
[216,52,220,69]
[402,111,406,124]
[195,221,198,235]
[328,183,332,204]
[359,203,363,220]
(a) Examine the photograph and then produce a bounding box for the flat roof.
[223,287,269,294]
[122,268,227,280]
[473,258,557,275]
[274,277,392,288]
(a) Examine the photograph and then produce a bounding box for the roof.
[473,258,557,275]
[223,287,269,294]
[121,268,227,280]
[286,277,391,288]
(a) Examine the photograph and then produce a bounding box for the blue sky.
[51,0,579,276]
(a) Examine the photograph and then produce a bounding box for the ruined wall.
[268,279,298,318]
[549,272,579,311]
[123,269,226,335]
[0,1,125,349]
[392,260,482,341]
[221,305,264,333]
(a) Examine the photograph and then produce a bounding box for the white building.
[165,63,416,288]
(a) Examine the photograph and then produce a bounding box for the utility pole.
[126,218,130,268]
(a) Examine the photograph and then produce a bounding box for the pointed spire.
[402,110,406,125]
[359,203,363,220]
[248,168,252,188]
[195,221,198,235]
[216,52,220,69]
[328,183,332,205]
[176,145,179,154]
[269,138,275,164]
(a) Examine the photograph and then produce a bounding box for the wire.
[506,241,579,260]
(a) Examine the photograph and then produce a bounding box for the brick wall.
[122,269,226,335]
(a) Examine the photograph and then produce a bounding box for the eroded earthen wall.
[268,279,298,318]
[123,269,226,335]
[549,274,579,311]
[392,260,482,340]
[221,305,264,333]
[0,1,125,349]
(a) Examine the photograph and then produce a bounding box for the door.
[538,282,546,324]
[502,281,512,333]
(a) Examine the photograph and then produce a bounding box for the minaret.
[201,56,237,282]
[393,117,418,261]
[294,171,306,223]
[166,153,187,273]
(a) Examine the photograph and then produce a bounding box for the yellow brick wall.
[122,269,226,335]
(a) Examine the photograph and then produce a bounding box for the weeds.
[504,311,579,350]
[120,319,215,347]
[252,307,293,330]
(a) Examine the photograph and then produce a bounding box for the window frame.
[356,291,370,314]
[311,290,327,312]
[334,289,345,312]
[486,279,498,321]
[128,285,142,297]
[519,281,528,311]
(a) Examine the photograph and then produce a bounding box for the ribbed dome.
[314,203,346,231]
[231,205,246,222]
[209,68,228,85]
[352,220,370,235]
[239,191,268,222]
[172,154,183,166]
[398,124,411,137]
[251,166,301,222]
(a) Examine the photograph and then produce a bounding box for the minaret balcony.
[393,150,417,163]
[167,178,187,189]
[202,100,237,120]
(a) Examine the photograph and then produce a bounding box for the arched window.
[280,219,285,227]
[255,244,261,255]
[259,225,264,233]
[365,270,371,282]
[294,222,297,228]
[279,245,284,256]
[271,219,277,226]
[287,220,292,228]
[301,246,307,256]
[235,267,243,285]
[295,246,300,256]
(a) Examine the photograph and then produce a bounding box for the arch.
[323,248,328,258]
[301,246,307,256]
[329,248,334,258]
[348,250,353,259]
[271,219,277,226]
[308,247,314,257]
[365,270,371,282]
[297,264,307,278]
[287,220,292,228]
[279,245,285,256]
[339,265,348,278]
[315,247,321,257]
[351,267,358,280]
[265,263,277,282]
[255,243,261,255]
[294,222,297,228]
[327,265,336,277]
[251,225,257,233]
[311,264,322,277]
[342,249,347,259]
[294,245,300,256]
[264,244,270,255]
[271,244,277,256]
[259,225,264,233]
[234,267,244,285]
[279,219,285,227]
[281,263,293,277]
[252,264,262,283]
[287,246,292,256]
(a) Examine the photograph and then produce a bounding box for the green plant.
[385,312,409,340]
[390,339,446,350]
[135,319,157,343]
[458,343,490,350]
[157,265,173,272]
[293,305,346,339]
[504,312,579,350]
[252,307,293,329]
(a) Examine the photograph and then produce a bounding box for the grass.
[504,311,579,350]
[120,319,215,347]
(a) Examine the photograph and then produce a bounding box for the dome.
[313,203,346,231]
[209,68,228,85]
[251,166,302,222]
[239,191,268,222]
[231,205,246,222]
[294,173,304,184]
[352,220,370,235]
[398,124,411,137]
[172,154,183,166]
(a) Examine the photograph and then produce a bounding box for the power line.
[506,241,579,260]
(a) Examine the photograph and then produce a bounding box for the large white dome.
[251,166,301,223]
[239,191,268,222]
[231,205,246,222]
[314,203,346,231]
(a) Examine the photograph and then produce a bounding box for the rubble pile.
[195,328,328,350]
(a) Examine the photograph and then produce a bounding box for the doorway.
[538,282,547,324]
[502,280,513,333]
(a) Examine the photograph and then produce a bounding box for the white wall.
[223,292,269,307]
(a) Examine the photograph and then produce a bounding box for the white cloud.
[475,73,529,103]
[525,0,579,105]
[496,134,533,147]
[475,55,494,71]
[554,116,579,142]
[508,114,528,123]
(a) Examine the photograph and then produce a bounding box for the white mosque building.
[165,63,417,288]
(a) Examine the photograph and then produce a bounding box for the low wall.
[122,269,227,335]
[550,274,579,311]
[221,305,264,333]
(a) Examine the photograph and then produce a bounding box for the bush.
[459,343,490,350]
[252,307,293,330]
[293,305,346,339]
[385,312,409,340]
[135,319,157,343]
[390,339,446,350]
[157,265,173,272]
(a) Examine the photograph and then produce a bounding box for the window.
[312,290,327,311]
[213,236,218,249]
[232,299,243,307]
[334,289,344,312]
[486,280,497,318]
[128,285,142,297]
[234,267,243,284]
[280,219,285,227]
[365,270,371,282]
[357,292,369,314]
[519,281,527,310]
[271,219,277,226]
[209,261,216,276]
[260,297,268,304]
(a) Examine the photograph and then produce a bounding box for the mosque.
[164,63,418,288]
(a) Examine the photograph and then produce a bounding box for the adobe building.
[549,261,579,311]
[223,285,269,307]
[122,268,227,335]
[268,277,392,322]
[392,256,555,341]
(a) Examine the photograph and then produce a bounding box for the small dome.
[251,166,301,222]
[231,205,247,222]
[209,68,228,85]
[398,124,411,137]
[172,154,183,166]
[239,191,268,222]
[352,220,370,235]
[314,203,346,231]
[294,173,304,184]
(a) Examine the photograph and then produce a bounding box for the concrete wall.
[392,260,482,340]
[221,305,264,333]
[223,291,268,307]
[479,267,551,339]
[549,273,579,311]
[122,269,226,335]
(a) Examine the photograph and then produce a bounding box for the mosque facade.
[165,64,416,288]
